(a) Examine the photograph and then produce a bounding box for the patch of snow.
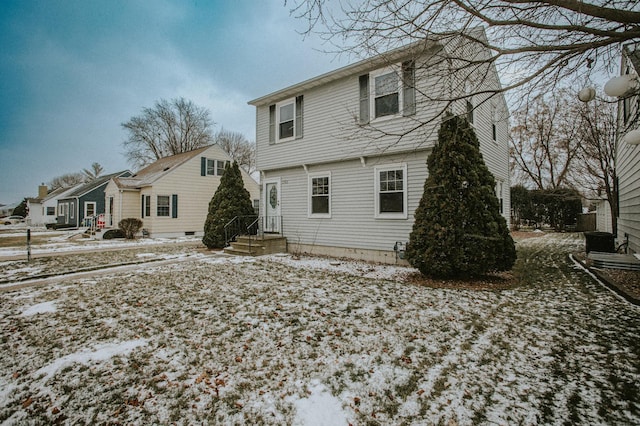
[21,301,57,316]
[290,380,349,426]
[35,339,148,384]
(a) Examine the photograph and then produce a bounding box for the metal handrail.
[224,215,283,252]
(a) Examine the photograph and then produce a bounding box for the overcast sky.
[0,0,349,205]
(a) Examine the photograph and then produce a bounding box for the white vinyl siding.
[254,55,447,172]
[616,50,640,253]
[265,154,427,253]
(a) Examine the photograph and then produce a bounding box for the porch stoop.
[224,235,287,256]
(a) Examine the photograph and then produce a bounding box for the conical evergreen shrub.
[405,113,516,278]
[202,161,256,249]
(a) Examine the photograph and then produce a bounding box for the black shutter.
[201,157,206,176]
[269,104,276,144]
[295,95,303,139]
[141,195,145,218]
[359,74,369,124]
[402,60,416,116]
[172,194,178,218]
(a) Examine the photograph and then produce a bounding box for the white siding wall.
[616,51,640,253]
[256,56,447,171]
[617,138,640,252]
[264,153,428,257]
[104,181,139,229]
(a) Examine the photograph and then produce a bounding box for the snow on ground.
[20,301,57,317]
[0,233,638,425]
[0,227,201,257]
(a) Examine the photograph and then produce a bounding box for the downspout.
[119,190,123,227]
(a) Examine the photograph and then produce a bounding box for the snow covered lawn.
[0,233,639,424]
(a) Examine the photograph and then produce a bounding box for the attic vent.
[163,167,171,171]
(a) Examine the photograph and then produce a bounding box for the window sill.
[375,213,408,220]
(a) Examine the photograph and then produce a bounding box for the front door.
[264,179,281,233]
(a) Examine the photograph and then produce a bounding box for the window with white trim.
[157,195,170,217]
[375,164,408,219]
[85,202,96,218]
[269,96,303,143]
[372,68,401,118]
[359,61,415,123]
[496,181,504,214]
[277,99,295,141]
[308,173,331,217]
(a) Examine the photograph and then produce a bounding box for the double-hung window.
[157,196,170,217]
[269,95,304,143]
[207,159,215,175]
[372,68,400,118]
[359,61,415,123]
[309,173,331,218]
[375,164,408,219]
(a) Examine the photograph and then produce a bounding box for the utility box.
[584,231,615,253]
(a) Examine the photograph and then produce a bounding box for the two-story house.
[104,145,260,238]
[249,29,511,263]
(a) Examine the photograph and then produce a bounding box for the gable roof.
[113,145,216,189]
[64,171,131,198]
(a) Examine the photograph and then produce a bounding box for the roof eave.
[248,39,441,107]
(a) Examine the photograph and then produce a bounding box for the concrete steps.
[224,235,287,256]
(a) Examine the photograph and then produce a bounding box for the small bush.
[103,229,125,239]
[118,218,143,239]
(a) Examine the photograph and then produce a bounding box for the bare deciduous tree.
[289,0,639,128]
[214,128,256,173]
[122,98,214,169]
[509,90,582,190]
[82,162,104,181]
[49,173,86,190]
[575,97,618,232]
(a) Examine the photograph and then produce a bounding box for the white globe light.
[623,128,640,146]
[604,75,638,97]
[578,87,596,102]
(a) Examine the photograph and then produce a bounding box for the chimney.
[38,183,48,199]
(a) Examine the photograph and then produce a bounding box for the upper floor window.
[201,157,229,176]
[270,95,304,143]
[375,164,408,219]
[308,173,331,218]
[373,69,400,118]
[359,61,415,124]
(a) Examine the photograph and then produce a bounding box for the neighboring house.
[249,29,511,263]
[592,198,614,234]
[25,184,49,226]
[57,171,131,228]
[104,145,260,238]
[615,43,640,253]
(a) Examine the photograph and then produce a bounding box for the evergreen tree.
[406,113,516,278]
[202,161,255,249]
